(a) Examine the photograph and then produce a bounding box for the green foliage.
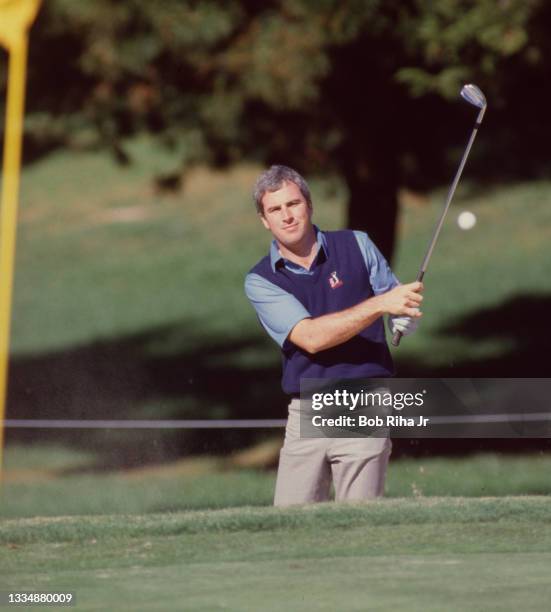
[221,14,329,109]
[23,0,543,154]
[396,0,534,97]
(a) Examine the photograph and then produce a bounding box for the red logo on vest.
[328,271,344,289]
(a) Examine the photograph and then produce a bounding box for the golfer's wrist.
[366,295,386,318]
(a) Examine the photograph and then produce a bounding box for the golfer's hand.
[389,314,420,337]
[378,282,423,317]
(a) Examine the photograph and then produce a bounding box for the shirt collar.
[270,226,328,272]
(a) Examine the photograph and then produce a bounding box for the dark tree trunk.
[342,156,399,264]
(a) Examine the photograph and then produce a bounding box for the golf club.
[392,83,487,347]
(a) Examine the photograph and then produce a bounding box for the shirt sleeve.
[244,273,311,347]
[353,230,400,294]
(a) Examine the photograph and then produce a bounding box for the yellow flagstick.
[0,0,41,480]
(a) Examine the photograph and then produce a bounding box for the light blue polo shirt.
[245,228,399,348]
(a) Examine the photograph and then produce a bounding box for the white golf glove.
[389,314,419,337]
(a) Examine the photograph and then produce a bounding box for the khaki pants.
[274,398,391,506]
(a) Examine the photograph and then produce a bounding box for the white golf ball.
[457,210,476,230]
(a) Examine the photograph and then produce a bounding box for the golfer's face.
[260,181,313,246]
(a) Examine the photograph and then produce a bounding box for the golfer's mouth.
[283,223,299,231]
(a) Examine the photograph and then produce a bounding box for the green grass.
[1,498,551,611]
[12,140,551,368]
[392,180,551,366]
[4,145,551,611]
[3,444,551,518]
[13,142,345,355]
[7,143,551,444]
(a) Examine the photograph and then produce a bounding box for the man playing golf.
[245,165,423,506]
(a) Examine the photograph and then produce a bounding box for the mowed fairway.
[2,498,551,611]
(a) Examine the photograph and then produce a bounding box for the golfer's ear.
[259,212,270,230]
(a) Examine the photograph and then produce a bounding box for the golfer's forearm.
[289,295,386,354]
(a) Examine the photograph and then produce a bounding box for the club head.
[460,84,487,109]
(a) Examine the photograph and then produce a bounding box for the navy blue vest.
[250,230,394,394]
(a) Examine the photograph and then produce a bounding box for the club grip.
[391,329,403,347]
[392,272,424,348]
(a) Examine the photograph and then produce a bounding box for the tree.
[15,0,545,260]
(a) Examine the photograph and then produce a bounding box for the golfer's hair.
[253,165,312,215]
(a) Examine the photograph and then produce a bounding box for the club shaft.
[419,106,485,274]
[392,104,485,348]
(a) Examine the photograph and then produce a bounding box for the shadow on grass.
[395,293,551,457]
[6,293,551,466]
[6,324,286,467]
[398,293,551,378]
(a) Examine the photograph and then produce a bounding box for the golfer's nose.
[281,206,292,221]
